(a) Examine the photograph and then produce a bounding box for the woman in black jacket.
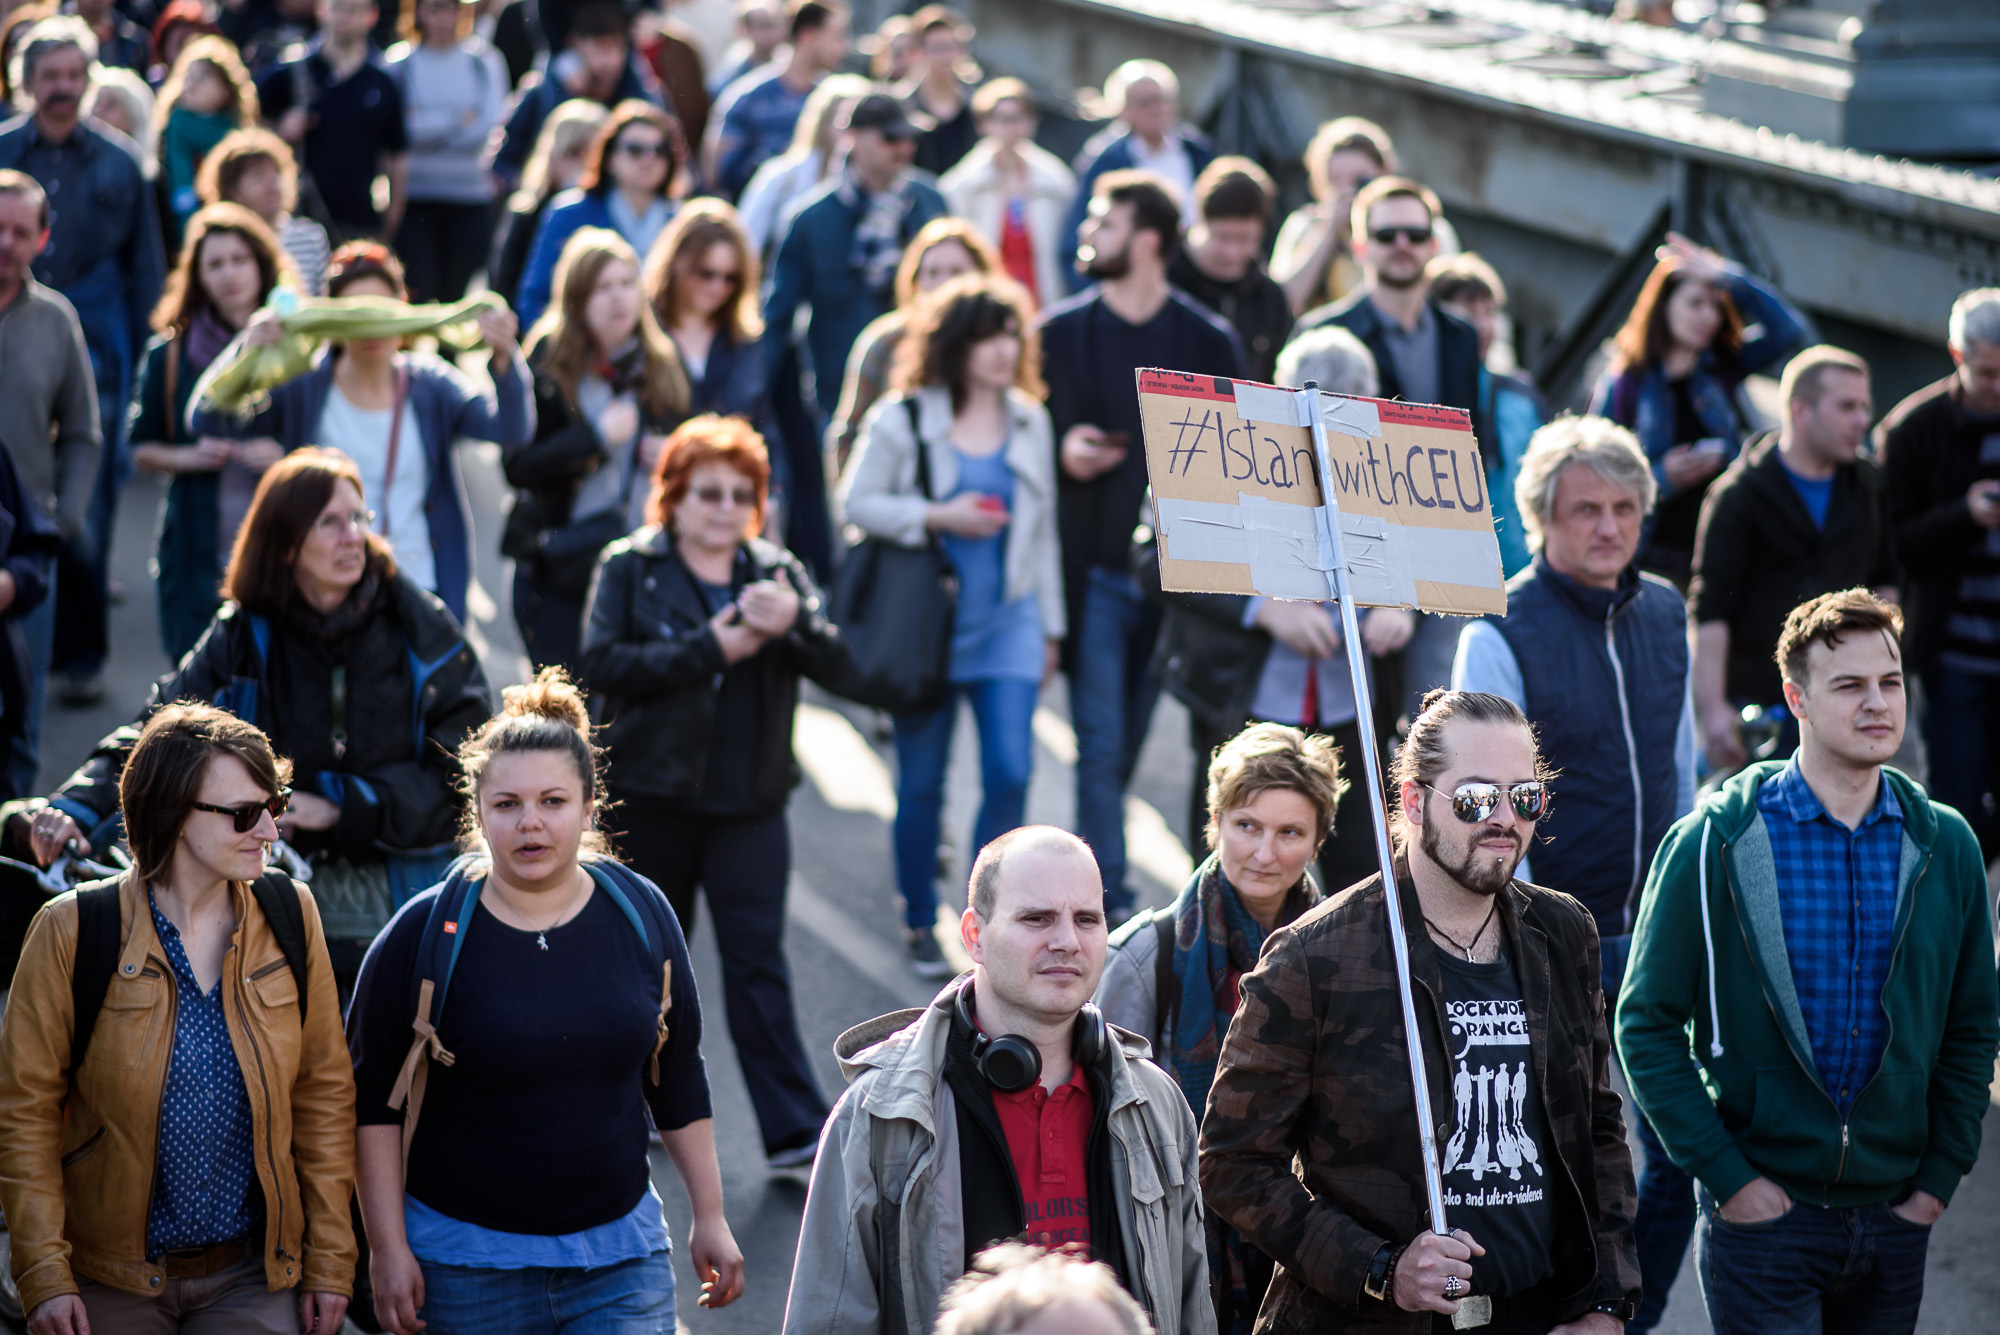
[578,414,844,1170]
[508,227,689,671]
[13,448,493,988]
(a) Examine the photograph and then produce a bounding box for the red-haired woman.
[577,414,845,1170]
[516,100,683,329]
[1588,231,1806,583]
[508,226,689,670]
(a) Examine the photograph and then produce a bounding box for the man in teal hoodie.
[1617,588,1998,1334]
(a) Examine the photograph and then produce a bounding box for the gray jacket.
[781,983,1213,1335]
[0,279,99,538]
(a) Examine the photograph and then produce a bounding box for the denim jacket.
[1587,268,1807,505]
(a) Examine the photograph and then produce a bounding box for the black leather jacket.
[577,528,848,805]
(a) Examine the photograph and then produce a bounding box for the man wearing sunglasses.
[1203,689,1639,1333]
[1451,415,1697,1332]
[1291,174,1493,715]
[1618,590,1999,1335]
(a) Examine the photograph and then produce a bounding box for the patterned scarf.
[1167,854,1320,1117]
[835,165,916,304]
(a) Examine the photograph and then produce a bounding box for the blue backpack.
[384,855,678,1156]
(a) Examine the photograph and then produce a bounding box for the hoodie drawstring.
[1697,819,1725,1058]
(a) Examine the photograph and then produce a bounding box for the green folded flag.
[197,291,510,418]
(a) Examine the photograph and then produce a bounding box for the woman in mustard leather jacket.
[0,704,356,1334]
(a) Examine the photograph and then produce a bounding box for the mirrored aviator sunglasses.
[1426,781,1548,824]
[191,788,292,832]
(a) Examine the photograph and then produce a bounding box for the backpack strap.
[387,873,476,1174]
[1152,909,1179,1044]
[248,870,309,1022]
[68,882,123,1077]
[587,863,676,1085]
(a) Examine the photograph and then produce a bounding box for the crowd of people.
[0,0,1995,1331]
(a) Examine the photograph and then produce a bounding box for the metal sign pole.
[1302,380,1451,1237]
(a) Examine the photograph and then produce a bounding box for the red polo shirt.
[990,1062,1095,1249]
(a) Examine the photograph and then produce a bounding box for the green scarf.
[197,292,508,418]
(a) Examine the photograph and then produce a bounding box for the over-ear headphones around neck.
[954,979,1108,1094]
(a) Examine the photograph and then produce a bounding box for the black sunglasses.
[192,789,291,832]
[1423,781,1548,825]
[1371,225,1433,246]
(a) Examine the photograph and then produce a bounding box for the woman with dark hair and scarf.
[1095,721,1344,1333]
[11,449,492,993]
[130,202,292,663]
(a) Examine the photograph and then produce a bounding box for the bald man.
[783,827,1214,1335]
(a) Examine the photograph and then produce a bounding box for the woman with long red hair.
[577,414,845,1172]
[1588,231,1806,583]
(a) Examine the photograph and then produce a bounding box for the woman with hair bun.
[578,414,844,1170]
[348,668,743,1335]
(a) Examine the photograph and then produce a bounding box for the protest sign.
[1136,369,1506,616]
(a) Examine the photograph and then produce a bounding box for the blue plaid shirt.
[1756,760,1903,1118]
[146,892,261,1256]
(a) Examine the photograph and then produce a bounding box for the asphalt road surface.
[32,457,2000,1334]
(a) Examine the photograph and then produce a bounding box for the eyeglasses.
[1371,225,1434,247]
[314,507,375,535]
[1423,781,1549,825]
[616,140,671,159]
[690,266,740,286]
[192,789,292,833]
[690,484,758,508]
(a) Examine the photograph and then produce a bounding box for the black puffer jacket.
[577,528,848,806]
[50,567,492,862]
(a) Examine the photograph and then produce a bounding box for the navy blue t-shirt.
[257,47,409,230]
[348,870,709,1234]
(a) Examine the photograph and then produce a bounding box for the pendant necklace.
[537,931,548,951]
[1423,896,1499,962]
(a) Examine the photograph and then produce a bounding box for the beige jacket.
[839,382,1066,641]
[939,139,1079,308]
[0,874,357,1311]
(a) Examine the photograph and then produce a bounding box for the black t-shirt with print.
[1436,944,1558,1298]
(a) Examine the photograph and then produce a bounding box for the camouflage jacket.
[1199,871,1640,1333]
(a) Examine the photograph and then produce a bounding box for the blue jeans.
[1602,932,1696,1333]
[1068,568,1161,914]
[9,585,54,795]
[417,1248,676,1334]
[1922,664,1998,858]
[892,679,1038,931]
[1695,1188,1930,1335]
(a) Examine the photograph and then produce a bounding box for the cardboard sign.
[1137,369,1506,616]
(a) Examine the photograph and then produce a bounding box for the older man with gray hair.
[1881,286,2000,860]
[1450,414,1698,1333]
[1060,59,1213,293]
[1273,325,1379,398]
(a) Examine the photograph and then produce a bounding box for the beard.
[1080,241,1131,280]
[1419,804,1520,897]
[1374,260,1425,291]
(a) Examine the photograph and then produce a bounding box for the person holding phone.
[1039,170,1243,925]
[841,273,1065,977]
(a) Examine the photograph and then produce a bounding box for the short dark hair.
[1427,252,1507,310]
[121,703,291,881]
[0,168,48,230]
[1350,174,1441,244]
[1779,344,1870,410]
[1094,168,1180,263]
[567,0,626,41]
[787,0,842,39]
[1194,156,1274,226]
[223,448,395,616]
[1776,588,1903,689]
[195,126,298,212]
[1387,690,1546,850]
[892,272,1044,411]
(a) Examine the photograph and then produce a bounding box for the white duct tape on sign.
[1322,395,1383,439]
[1232,380,1313,428]
[1155,497,1249,564]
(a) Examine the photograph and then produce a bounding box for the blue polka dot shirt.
[146,890,262,1257]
